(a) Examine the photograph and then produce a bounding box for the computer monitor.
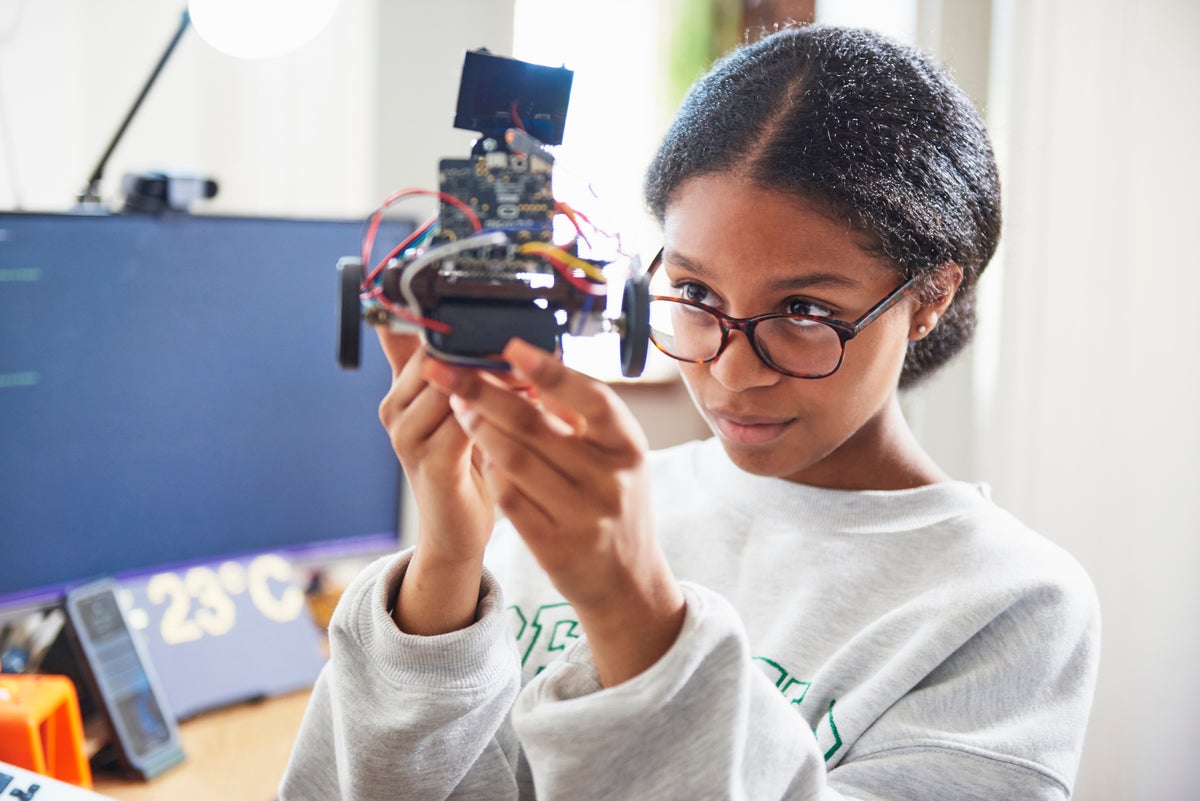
[0,211,411,606]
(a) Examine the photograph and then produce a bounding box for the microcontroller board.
[437,151,554,243]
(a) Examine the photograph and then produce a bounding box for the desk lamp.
[75,0,338,209]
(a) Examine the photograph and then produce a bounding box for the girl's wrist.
[574,569,687,687]
[393,544,485,635]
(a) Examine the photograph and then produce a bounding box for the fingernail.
[503,338,541,378]
[421,359,458,391]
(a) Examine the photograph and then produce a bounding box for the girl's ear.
[909,262,963,340]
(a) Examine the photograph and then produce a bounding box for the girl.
[282,24,1099,800]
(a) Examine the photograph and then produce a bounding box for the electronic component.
[61,580,184,781]
[337,49,650,376]
[120,170,218,214]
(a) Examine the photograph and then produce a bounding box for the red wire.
[357,189,483,340]
[554,202,591,249]
[364,214,438,288]
[363,287,453,335]
[558,201,600,230]
[553,201,629,257]
[360,189,483,276]
[357,189,606,340]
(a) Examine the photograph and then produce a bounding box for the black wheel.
[620,270,650,378]
[337,258,365,370]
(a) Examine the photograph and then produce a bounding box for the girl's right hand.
[375,327,494,634]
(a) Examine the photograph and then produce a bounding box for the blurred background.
[1,0,1197,798]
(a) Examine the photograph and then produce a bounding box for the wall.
[901,0,995,483]
[374,0,517,218]
[0,0,516,220]
[981,2,1200,797]
[0,0,375,216]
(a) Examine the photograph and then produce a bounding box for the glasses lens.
[649,299,723,362]
[755,316,844,377]
[648,298,846,377]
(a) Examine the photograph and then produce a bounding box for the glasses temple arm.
[850,276,919,334]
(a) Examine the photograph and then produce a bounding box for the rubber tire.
[620,272,650,378]
[337,258,365,370]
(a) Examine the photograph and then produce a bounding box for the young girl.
[282,24,1099,800]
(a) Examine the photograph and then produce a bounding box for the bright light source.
[188,0,338,59]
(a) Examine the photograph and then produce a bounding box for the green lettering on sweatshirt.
[752,656,812,705]
[508,603,845,761]
[510,602,580,668]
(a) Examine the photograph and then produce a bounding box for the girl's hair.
[645,24,1001,388]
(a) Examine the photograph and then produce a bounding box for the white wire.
[397,230,510,322]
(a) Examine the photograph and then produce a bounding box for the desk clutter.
[0,548,337,790]
[0,674,92,788]
[1,759,118,801]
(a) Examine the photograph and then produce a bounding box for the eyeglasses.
[646,249,917,379]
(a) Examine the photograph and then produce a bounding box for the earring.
[916,313,938,337]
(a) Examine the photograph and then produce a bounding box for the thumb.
[373,326,422,378]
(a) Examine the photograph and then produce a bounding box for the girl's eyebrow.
[663,249,864,291]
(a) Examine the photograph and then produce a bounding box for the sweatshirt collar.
[687,438,992,534]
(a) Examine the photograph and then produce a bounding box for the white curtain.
[841,1,1200,796]
[977,1,1200,798]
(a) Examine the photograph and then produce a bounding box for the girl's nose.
[707,329,781,392]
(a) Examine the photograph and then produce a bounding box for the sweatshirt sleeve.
[511,579,1098,801]
[279,550,524,801]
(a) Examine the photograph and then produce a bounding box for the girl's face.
[660,174,927,489]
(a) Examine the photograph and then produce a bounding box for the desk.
[91,690,312,801]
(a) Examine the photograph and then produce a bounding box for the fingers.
[373,326,422,378]
[385,340,433,410]
[423,359,592,475]
[501,339,648,455]
[419,346,659,622]
[420,347,649,531]
[420,342,647,463]
[422,360,601,514]
[450,396,559,524]
[379,344,470,467]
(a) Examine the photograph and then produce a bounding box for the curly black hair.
[644,24,1001,388]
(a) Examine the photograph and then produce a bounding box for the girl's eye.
[673,281,713,305]
[787,298,834,318]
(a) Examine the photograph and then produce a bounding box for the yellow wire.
[518,241,606,282]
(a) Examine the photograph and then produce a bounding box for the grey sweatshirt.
[281,438,1100,800]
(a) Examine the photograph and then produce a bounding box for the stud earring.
[916,312,938,337]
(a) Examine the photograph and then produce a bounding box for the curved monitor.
[0,211,410,606]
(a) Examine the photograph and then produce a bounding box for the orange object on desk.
[0,673,93,788]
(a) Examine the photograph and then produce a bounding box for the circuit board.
[437,152,554,242]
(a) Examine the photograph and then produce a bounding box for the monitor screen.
[0,212,410,603]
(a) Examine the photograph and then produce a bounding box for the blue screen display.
[0,212,409,600]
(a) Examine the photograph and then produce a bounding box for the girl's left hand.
[421,338,687,687]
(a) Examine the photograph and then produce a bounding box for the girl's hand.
[422,338,686,686]
[375,328,495,634]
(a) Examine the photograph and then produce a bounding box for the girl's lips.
[706,410,795,446]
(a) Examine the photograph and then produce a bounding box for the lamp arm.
[76,9,192,206]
